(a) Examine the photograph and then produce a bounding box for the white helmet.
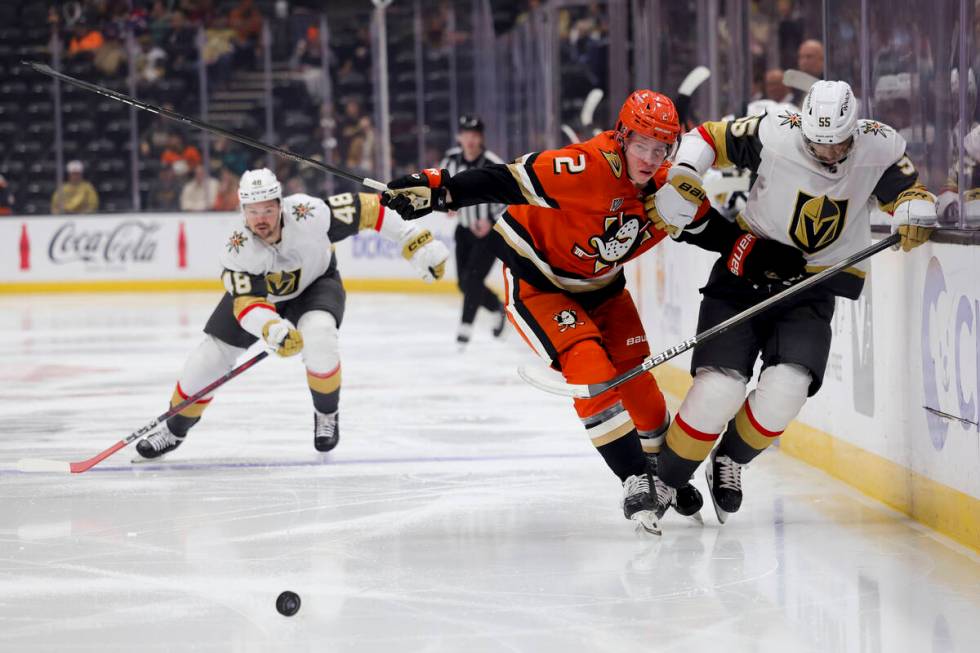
[800,80,858,165]
[238,168,282,206]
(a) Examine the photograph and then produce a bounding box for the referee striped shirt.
[439,147,506,228]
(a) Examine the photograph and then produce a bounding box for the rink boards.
[0,210,459,293]
[632,236,980,551]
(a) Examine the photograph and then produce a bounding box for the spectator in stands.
[68,23,104,56]
[203,14,236,87]
[211,136,249,175]
[291,25,327,102]
[180,163,219,211]
[763,68,794,104]
[212,166,240,211]
[93,23,127,76]
[797,39,824,79]
[135,34,168,85]
[51,160,99,214]
[147,164,182,211]
[161,132,203,170]
[0,174,15,215]
[229,0,263,69]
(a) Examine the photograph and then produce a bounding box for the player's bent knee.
[298,310,340,372]
[751,363,811,431]
[179,336,245,396]
[680,366,748,434]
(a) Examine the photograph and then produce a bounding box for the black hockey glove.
[726,232,807,286]
[381,168,451,220]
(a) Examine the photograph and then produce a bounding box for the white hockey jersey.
[687,107,920,297]
[220,192,363,302]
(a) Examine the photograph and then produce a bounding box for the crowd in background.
[0,0,976,227]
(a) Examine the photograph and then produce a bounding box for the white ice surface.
[1,291,978,653]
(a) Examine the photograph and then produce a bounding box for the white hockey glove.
[262,318,304,357]
[647,165,707,236]
[401,225,449,282]
[891,187,937,252]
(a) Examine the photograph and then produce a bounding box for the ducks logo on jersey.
[571,213,653,273]
[790,191,849,253]
[554,309,585,333]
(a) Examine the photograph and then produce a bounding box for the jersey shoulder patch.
[219,224,270,273]
[282,193,328,225]
[853,120,907,167]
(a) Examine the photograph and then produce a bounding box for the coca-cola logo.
[48,220,160,265]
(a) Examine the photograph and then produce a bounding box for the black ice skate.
[134,422,185,461]
[622,469,661,535]
[492,309,507,338]
[646,452,704,523]
[705,449,743,524]
[314,410,340,452]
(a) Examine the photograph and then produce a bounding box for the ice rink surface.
[1,291,979,653]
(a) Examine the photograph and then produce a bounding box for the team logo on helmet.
[226,230,248,253]
[778,111,802,129]
[553,309,585,333]
[789,191,849,253]
[861,120,889,137]
[572,213,653,273]
[291,201,314,221]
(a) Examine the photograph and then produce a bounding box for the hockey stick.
[16,350,270,474]
[675,65,711,127]
[22,60,388,192]
[561,124,581,144]
[518,233,901,399]
[783,69,819,93]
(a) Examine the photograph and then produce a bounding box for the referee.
[440,114,507,347]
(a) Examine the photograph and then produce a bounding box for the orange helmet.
[615,90,680,145]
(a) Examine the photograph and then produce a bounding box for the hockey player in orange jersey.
[381,92,808,534]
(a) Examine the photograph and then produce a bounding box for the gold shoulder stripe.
[233,295,270,319]
[701,121,733,168]
[357,193,382,231]
[506,161,544,206]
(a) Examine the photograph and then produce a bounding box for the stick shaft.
[23,60,387,192]
[68,351,270,473]
[587,233,900,396]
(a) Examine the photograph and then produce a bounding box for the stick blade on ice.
[517,365,591,399]
[16,458,72,474]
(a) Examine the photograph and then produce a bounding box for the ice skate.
[622,470,660,535]
[705,448,743,524]
[646,452,704,524]
[314,410,340,452]
[133,421,185,461]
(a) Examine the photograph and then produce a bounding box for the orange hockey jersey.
[485,131,710,294]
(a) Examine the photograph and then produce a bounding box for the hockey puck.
[276,591,301,616]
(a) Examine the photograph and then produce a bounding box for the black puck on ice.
[276,591,301,616]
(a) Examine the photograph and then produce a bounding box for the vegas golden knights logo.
[789,191,849,253]
[266,268,302,295]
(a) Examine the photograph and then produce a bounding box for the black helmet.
[458,114,484,133]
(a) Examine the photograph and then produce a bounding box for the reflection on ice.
[0,292,978,652]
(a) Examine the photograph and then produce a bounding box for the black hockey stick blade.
[22,60,387,192]
[518,233,901,399]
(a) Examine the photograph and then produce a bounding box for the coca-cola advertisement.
[47,220,160,267]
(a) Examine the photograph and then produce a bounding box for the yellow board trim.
[0,279,459,295]
[652,364,980,552]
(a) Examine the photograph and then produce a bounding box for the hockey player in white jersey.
[648,80,936,526]
[134,168,449,459]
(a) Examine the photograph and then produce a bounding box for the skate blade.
[131,453,171,464]
[683,510,704,525]
[630,510,662,536]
